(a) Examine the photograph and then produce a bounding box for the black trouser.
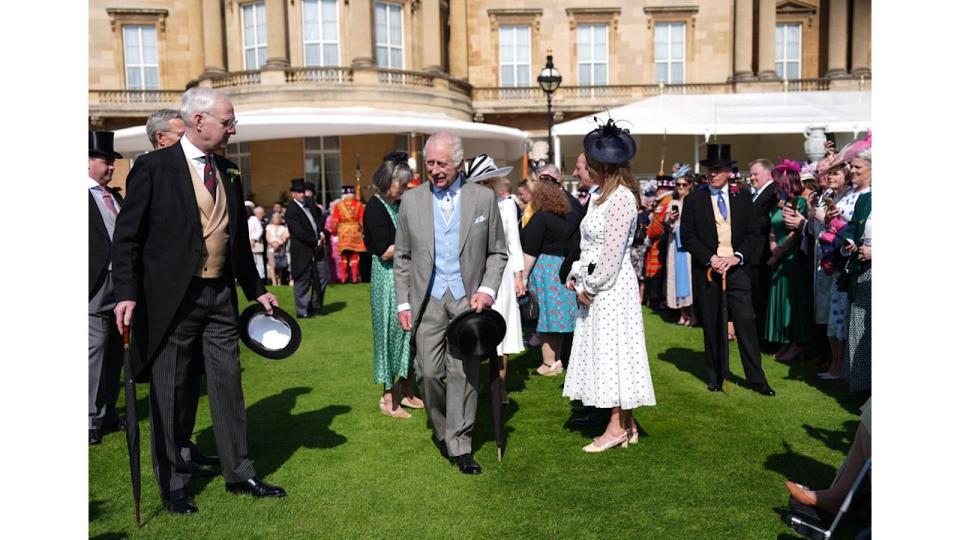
[149,277,256,496]
[293,257,329,316]
[694,266,768,387]
[750,262,770,344]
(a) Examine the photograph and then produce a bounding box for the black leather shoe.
[89,428,102,445]
[182,462,217,478]
[189,446,220,467]
[749,382,776,396]
[226,477,286,498]
[100,417,126,433]
[165,489,198,515]
[706,384,722,392]
[436,441,450,461]
[453,454,482,475]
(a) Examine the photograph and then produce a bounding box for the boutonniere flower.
[226,168,241,183]
[729,183,742,196]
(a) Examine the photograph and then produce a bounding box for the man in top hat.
[113,87,286,515]
[644,173,676,308]
[88,130,126,445]
[329,185,366,283]
[394,132,507,474]
[286,178,330,317]
[679,144,775,396]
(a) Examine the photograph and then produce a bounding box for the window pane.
[517,25,529,46]
[324,155,340,177]
[517,65,529,85]
[595,40,606,62]
[787,62,800,80]
[390,49,402,68]
[775,25,784,55]
[670,26,683,54]
[126,68,142,89]
[324,136,339,150]
[389,7,401,45]
[123,27,139,60]
[375,3,386,26]
[593,64,607,85]
[671,63,683,83]
[376,47,387,67]
[321,0,337,39]
[500,41,513,63]
[258,47,267,68]
[579,64,590,84]
[775,62,784,79]
[305,137,323,150]
[517,39,529,63]
[305,44,319,65]
[655,23,666,44]
[788,24,800,44]
[501,65,514,86]
[323,44,338,65]
[655,63,668,83]
[655,41,667,61]
[246,50,256,69]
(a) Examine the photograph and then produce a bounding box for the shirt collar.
[88,177,107,190]
[179,134,207,162]
[753,180,773,197]
[431,174,463,197]
[708,183,730,198]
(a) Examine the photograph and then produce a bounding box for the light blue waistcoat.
[429,184,466,300]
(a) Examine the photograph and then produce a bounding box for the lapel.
[89,192,109,241]
[215,154,238,248]
[167,142,203,240]
[699,190,719,245]
[459,182,477,254]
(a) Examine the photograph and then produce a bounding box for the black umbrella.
[121,326,141,528]
[488,353,505,462]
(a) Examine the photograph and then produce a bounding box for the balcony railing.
[209,70,262,88]
[285,66,353,84]
[89,89,183,105]
[377,68,436,87]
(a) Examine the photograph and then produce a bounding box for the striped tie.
[99,186,118,216]
[203,154,217,201]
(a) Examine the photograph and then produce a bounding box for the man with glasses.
[679,144,775,396]
[113,87,286,515]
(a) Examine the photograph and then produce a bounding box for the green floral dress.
[369,196,411,389]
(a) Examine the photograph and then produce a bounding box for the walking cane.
[706,268,731,393]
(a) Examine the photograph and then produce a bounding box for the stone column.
[826,0,849,78]
[349,0,374,68]
[448,0,468,79]
[850,0,871,77]
[188,0,206,78]
[756,0,777,80]
[733,0,755,80]
[421,0,442,72]
[202,0,226,74]
[263,0,289,68]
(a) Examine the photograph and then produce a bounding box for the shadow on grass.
[781,362,866,415]
[657,346,753,388]
[764,441,839,494]
[193,387,349,489]
[802,420,859,454]
[318,301,346,316]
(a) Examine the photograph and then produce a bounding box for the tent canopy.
[113,106,530,161]
[553,91,871,138]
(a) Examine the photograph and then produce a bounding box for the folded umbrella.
[121,326,141,528]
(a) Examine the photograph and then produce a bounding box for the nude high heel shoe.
[379,397,412,419]
[582,431,629,453]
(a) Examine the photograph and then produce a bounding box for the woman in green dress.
[764,160,812,360]
[362,152,423,418]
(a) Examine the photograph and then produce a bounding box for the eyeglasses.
[201,111,238,129]
[676,182,690,188]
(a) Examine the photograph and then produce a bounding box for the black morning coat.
[112,141,266,380]
[89,187,123,299]
[679,185,763,272]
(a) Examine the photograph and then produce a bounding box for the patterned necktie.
[98,186,118,216]
[717,191,728,220]
[440,191,454,221]
[203,154,217,201]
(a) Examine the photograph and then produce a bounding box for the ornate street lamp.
[537,49,562,163]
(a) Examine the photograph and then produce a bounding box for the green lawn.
[90,283,863,539]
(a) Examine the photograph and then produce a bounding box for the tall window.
[654,22,685,84]
[775,23,802,80]
[577,24,608,86]
[123,25,159,89]
[375,2,403,69]
[227,143,253,197]
[304,137,341,206]
[242,2,267,70]
[499,24,531,87]
[303,0,340,66]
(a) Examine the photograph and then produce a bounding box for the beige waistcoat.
[710,192,734,257]
[186,158,230,277]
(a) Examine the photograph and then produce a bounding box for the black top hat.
[446,309,507,360]
[583,118,637,165]
[238,304,302,360]
[290,178,306,192]
[89,131,123,160]
[699,144,736,169]
[304,182,317,192]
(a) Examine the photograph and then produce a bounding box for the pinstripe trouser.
[149,277,256,496]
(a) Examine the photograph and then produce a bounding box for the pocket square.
[474,215,486,225]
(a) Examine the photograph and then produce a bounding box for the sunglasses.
[538,174,560,183]
[676,182,690,188]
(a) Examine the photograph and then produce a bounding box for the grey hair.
[854,148,871,164]
[748,158,774,172]
[180,87,227,127]
[423,132,464,166]
[146,108,182,149]
[372,156,413,193]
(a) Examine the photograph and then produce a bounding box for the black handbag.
[835,256,853,293]
[519,290,539,322]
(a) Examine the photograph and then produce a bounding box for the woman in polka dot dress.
[563,119,656,453]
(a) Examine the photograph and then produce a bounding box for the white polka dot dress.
[563,185,656,409]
